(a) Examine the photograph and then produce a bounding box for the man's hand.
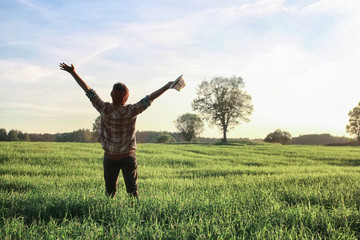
[60,62,75,73]
[59,62,90,93]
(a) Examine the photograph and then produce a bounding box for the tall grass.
[1,142,359,239]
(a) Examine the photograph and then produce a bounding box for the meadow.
[0,141,359,239]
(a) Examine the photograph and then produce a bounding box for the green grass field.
[1,141,360,239]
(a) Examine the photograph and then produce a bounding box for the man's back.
[86,89,151,155]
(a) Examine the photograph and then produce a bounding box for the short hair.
[111,82,129,105]
[113,82,128,92]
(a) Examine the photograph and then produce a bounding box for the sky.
[0,0,359,139]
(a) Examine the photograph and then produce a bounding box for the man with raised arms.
[60,62,177,199]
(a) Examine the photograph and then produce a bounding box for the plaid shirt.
[86,89,151,155]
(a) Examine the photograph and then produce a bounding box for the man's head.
[111,82,129,106]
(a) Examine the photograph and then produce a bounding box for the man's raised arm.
[60,62,90,93]
[148,81,174,102]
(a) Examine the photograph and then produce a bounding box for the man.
[60,62,175,199]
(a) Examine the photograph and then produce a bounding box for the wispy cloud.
[16,0,59,22]
[219,0,289,19]
[17,0,42,11]
[0,60,55,83]
[75,42,121,68]
[303,0,360,13]
[0,101,94,116]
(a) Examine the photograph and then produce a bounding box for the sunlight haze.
[1,0,359,139]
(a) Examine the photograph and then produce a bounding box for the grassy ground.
[0,141,360,239]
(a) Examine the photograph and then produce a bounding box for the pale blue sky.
[1,0,359,139]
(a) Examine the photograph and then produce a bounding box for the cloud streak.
[0,60,55,83]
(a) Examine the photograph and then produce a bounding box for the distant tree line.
[136,131,218,144]
[289,133,354,146]
[0,128,95,143]
[55,129,93,143]
[0,128,218,143]
[262,129,354,146]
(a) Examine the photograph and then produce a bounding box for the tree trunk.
[222,126,227,142]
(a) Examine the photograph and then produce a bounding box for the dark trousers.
[103,154,139,198]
